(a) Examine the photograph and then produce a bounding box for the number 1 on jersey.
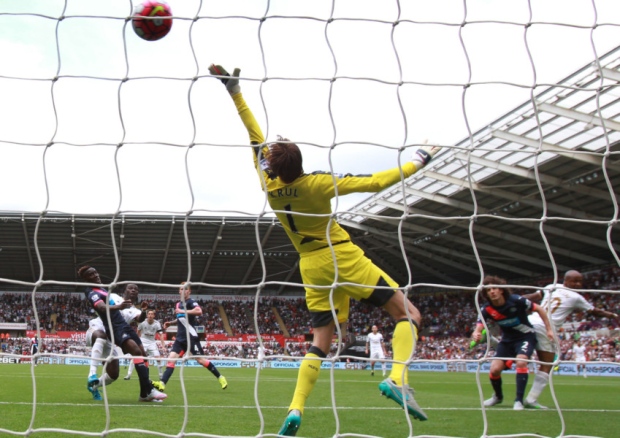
[284,204,298,233]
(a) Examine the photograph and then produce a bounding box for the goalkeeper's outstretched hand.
[412,140,441,171]
[469,328,487,349]
[208,64,241,96]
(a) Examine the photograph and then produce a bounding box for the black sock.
[162,366,175,384]
[135,362,151,398]
[515,370,529,402]
[490,376,503,400]
[206,362,221,378]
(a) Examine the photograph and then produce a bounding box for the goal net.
[0,1,619,437]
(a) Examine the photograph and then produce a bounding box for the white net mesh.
[1,1,620,437]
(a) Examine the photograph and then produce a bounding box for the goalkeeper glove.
[412,141,441,171]
[208,64,241,96]
[470,328,487,349]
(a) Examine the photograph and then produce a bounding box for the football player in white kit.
[85,283,156,400]
[524,270,618,409]
[365,325,388,377]
[572,339,588,378]
[125,309,165,380]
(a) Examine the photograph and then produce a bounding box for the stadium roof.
[0,214,303,295]
[341,45,620,290]
[1,46,620,295]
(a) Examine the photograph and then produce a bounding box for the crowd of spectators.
[2,336,86,356]
[276,298,309,336]
[1,266,619,364]
[221,300,252,335]
[3,331,618,366]
[0,293,92,332]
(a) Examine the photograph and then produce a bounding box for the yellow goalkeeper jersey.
[233,92,417,254]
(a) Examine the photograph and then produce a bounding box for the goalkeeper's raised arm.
[207,64,271,188]
[209,62,439,435]
[208,63,441,195]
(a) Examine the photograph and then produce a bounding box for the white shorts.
[369,350,385,360]
[533,323,556,353]
[86,328,98,347]
[142,341,161,357]
[86,328,119,359]
[575,356,586,363]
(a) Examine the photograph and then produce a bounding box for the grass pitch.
[0,364,618,437]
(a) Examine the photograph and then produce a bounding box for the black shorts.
[495,332,536,359]
[109,324,142,348]
[171,336,204,357]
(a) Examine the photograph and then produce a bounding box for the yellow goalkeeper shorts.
[301,241,399,326]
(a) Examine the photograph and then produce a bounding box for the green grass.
[0,364,618,437]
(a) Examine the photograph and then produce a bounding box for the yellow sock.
[389,320,417,386]
[289,352,322,414]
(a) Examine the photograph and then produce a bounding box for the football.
[131,1,173,41]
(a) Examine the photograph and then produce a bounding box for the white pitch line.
[1,401,619,413]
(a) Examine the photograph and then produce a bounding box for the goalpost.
[0,1,619,437]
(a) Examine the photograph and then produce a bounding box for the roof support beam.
[237,223,276,292]
[276,259,300,296]
[401,244,482,277]
[492,130,618,170]
[421,240,536,277]
[422,170,594,220]
[420,208,606,266]
[197,221,225,289]
[355,239,409,285]
[340,219,543,277]
[118,217,126,269]
[454,152,615,202]
[365,209,605,266]
[71,216,78,280]
[21,215,36,282]
[340,220,480,276]
[374,198,415,213]
[402,187,477,212]
[600,67,620,83]
[362,236,463,286]
[156,218,176,287]
[537,102,620,132]
[361,202,460,231]
[375,198,613,251]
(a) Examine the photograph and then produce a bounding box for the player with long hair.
[472,275,554,411]
[209,64,438,436]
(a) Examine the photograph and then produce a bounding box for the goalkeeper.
[209,64,440,436]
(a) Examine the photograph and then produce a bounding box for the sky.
[0,0,619,216]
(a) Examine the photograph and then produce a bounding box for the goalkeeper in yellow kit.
[209,64,440,436]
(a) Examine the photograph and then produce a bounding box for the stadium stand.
[1,266,618,364]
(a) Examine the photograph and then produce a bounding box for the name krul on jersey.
[270,188,299,198]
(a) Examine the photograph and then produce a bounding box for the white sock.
[525,371,549,404]
[89,338,106,376]
[127,360,135,377]
[95,372,117,389]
